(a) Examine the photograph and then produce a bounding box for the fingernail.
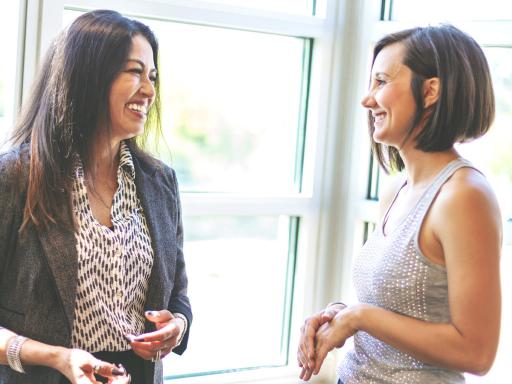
[145,310,157,317]
[112,367,125,375]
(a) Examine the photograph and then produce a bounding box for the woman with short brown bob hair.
[299,25,501,383]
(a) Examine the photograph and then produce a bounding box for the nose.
[139,76,155,100]
[361,91,376,109]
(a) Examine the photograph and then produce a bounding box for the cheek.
[374,86,397,109]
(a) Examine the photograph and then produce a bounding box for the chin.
[372,130,387,144]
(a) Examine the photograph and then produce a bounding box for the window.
[150,21,307,194]
[168,215,298,377]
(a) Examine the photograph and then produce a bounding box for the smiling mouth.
[126,103,147,115]
[373,112,386,123]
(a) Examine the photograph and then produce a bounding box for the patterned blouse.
[70,142,154,352]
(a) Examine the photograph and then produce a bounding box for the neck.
[88,136,122,182]
[399,144,459,188]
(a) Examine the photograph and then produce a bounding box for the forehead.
[372,42,406,75]
[129,35,155,66]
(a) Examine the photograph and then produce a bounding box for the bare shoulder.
[432,166,502,239]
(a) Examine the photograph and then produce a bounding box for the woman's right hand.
[52,348,130,384]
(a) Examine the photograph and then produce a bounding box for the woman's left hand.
[127,310,185,361]
[310,305,362,375]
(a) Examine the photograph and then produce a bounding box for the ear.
[423,77,440,108]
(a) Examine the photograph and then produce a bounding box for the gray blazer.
[0,144,192,383]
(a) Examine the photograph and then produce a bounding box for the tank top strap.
[411,158,475,223]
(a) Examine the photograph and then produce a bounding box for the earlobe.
[423,77,440,108]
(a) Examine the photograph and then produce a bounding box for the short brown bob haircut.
[369,24,495,172]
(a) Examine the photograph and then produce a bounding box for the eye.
[127,67,143,75]
[149,74,158,83]
[375,79,386,87]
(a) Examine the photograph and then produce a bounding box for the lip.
[125,100,149,119]
[372,111,386,125]
[126,106,147,120]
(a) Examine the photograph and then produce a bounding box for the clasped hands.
[297,303,358,381]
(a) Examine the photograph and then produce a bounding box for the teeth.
[374,113,385,123]
[127,103,147,114]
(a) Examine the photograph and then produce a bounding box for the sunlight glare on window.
[150,21,306,194]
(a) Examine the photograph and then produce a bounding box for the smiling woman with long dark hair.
[0,10,191,384]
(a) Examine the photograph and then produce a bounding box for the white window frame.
[18,0,383,383]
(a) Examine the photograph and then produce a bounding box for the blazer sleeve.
[0,149,24,286]
[167,168,192,355]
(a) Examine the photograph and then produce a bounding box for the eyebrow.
[127,58,157,74]
[374,72,389,78]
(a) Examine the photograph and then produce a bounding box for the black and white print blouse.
[70,142,154,352]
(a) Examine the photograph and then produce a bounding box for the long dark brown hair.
[369,24,495,172]
[10,9,162,229]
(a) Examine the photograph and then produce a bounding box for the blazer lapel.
[36,208,78,334]
[133,159,175,314]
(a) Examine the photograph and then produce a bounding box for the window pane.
[453,47,512,383]
[0,1,20,145]
[151,21,306,193]
[197,0,315,15]
[164,215,297,378]
[391,0,512,21]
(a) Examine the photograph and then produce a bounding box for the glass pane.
[391,0,512,21]
[164,215,296,378]
[454,47,512,383]
[197,0,315,16]
[0,1,20,146]
[151,21,306,193]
